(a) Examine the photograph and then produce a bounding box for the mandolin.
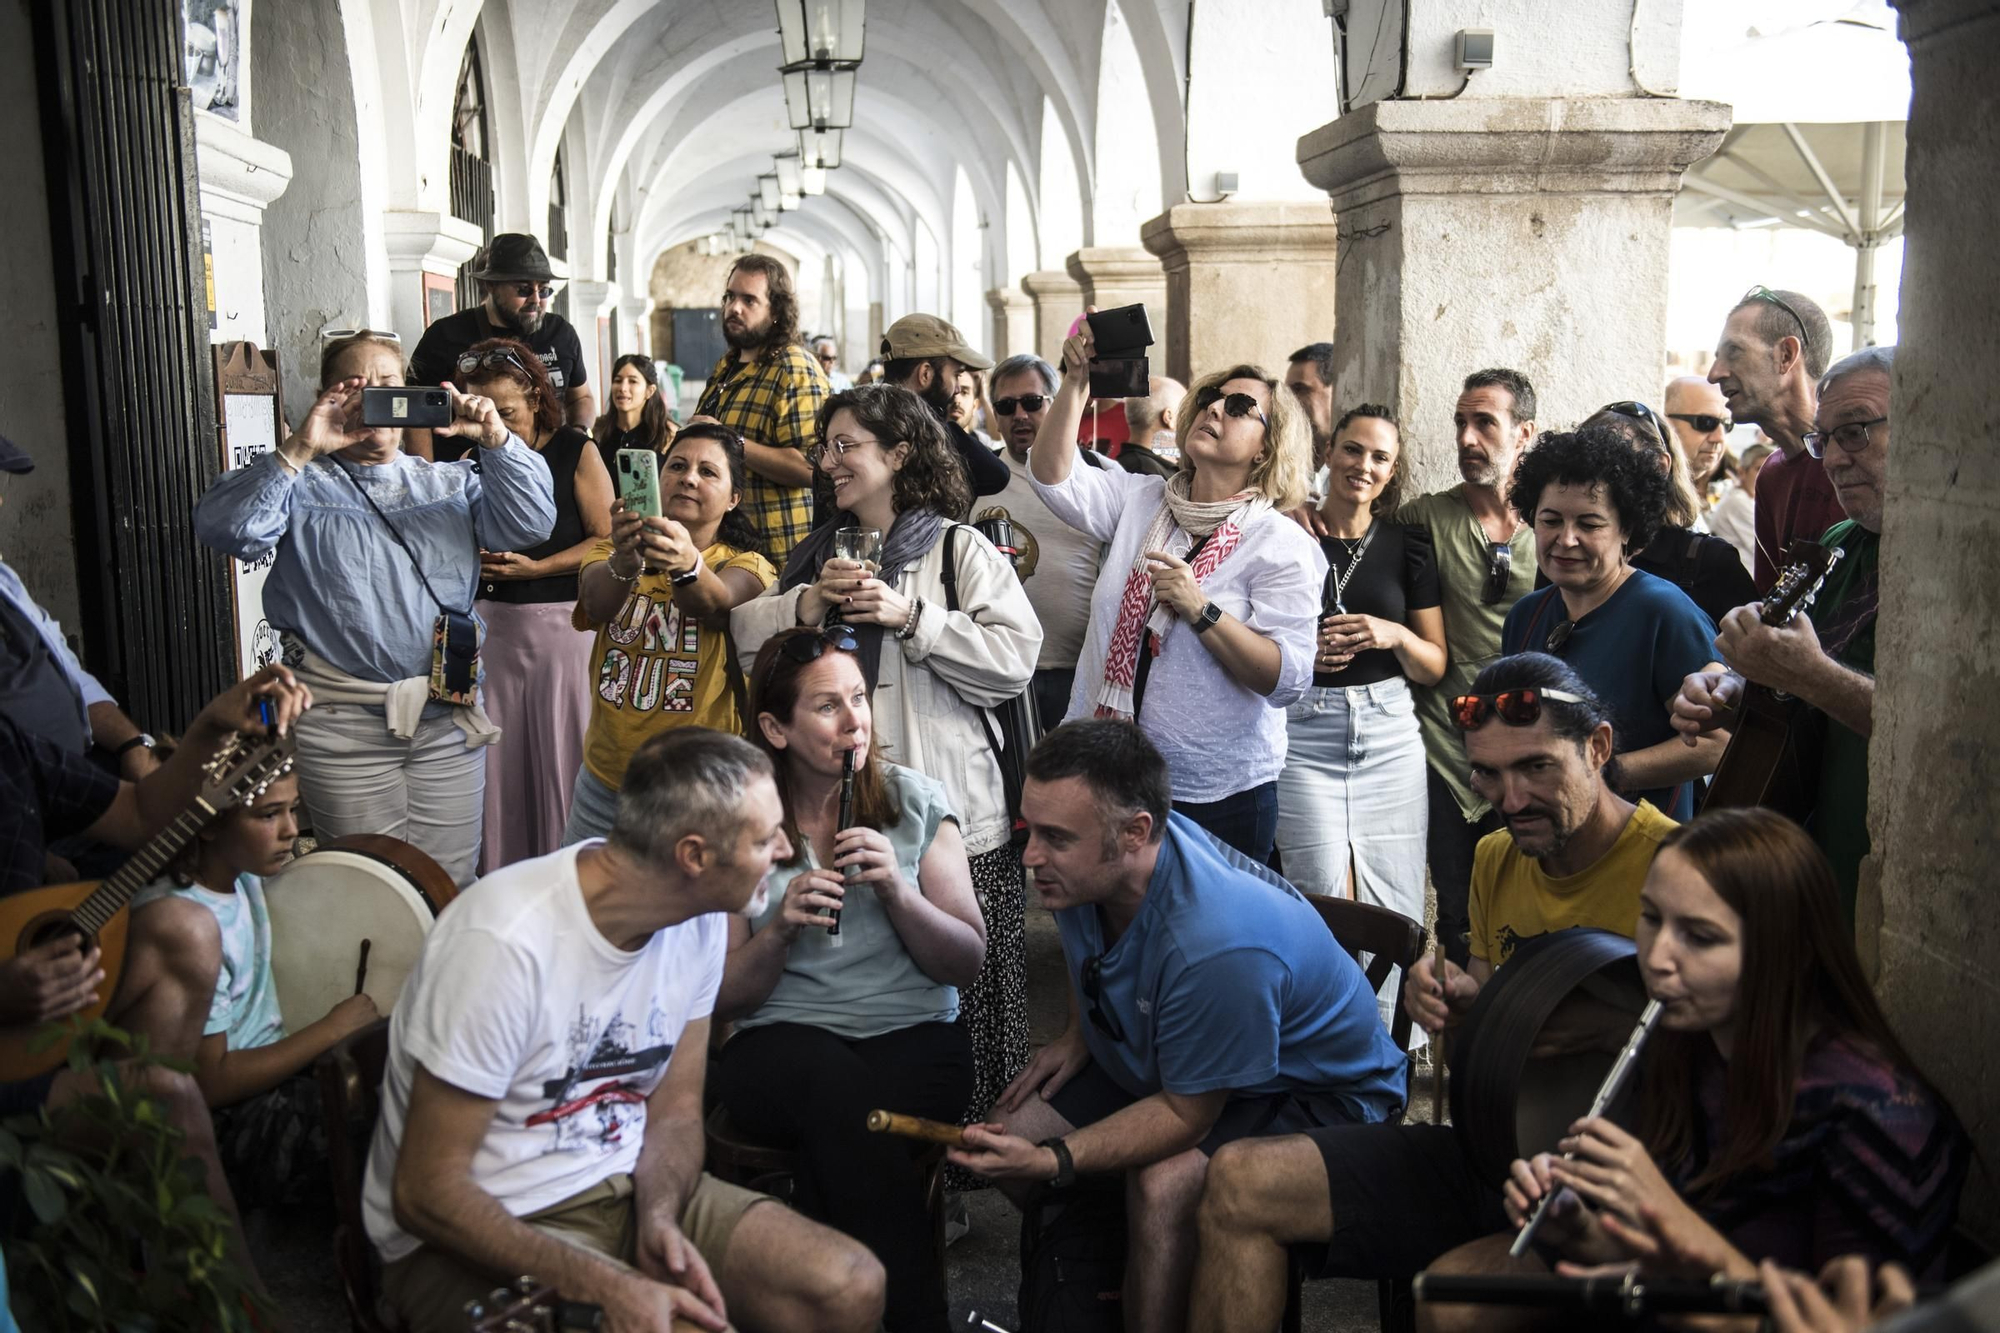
[466,1279,603,1331]
[1700,541,1844,818]
[0,731,296,1080]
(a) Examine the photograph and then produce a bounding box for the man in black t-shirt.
[408,233,594,435]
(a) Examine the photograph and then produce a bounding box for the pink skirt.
[475,598,594,873]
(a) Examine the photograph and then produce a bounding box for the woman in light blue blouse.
[714,627,986,1333]
[193,332,556,885]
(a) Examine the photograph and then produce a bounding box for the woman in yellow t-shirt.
[563,424,777,842]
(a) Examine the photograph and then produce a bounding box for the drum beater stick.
[1509,999,1664,1258]
[865,1109,967,1146]
[1429,942,1448,1123]
[354,938,372,996]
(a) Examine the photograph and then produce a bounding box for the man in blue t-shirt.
[949,721,1406,1333]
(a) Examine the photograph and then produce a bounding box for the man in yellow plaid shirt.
[694,254,830,567]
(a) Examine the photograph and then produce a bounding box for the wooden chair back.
[315,1018,395,1333]
[1301,895,1428,1055]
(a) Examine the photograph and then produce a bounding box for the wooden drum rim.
[313,835,459,914]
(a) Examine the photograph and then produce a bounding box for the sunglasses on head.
[321,327,402,345]
[1451,686,1585,730]
[511,282,556,300]
[457,348,534,377]
[1194,385,1268,425]
[1081,955,1126,1042]
[992,394,1049,416]
[1742,285,1812,350]
[778,625,860,665]
[1603,400,1669,450]
[1480,542,1513,605]
[1667,412,1731,434]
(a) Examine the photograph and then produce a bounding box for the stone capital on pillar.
[1020,270,1084,366]
[193,113,293,347]
[1297,96,1730,492]
[381,210,483,349]
[566,280,618,391]
[1139,202,1340,385]
[1063,247,1168,347]
[620,295,656,358]
[985,288,1035,363]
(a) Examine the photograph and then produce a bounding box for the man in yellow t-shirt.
[1407,653,1678,1031]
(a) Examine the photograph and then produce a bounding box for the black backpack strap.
[940,526,1007,760]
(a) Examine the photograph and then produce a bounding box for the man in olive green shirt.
[1395,369,1539,964]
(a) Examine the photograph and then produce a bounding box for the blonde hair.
[1171,363,1312,509]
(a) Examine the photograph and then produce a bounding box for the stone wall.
[1872,0,1999,1248]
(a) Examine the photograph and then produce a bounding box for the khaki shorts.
[382,1171,770,1333]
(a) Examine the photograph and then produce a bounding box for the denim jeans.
[1174,780,1279,863]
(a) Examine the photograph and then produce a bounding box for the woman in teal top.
[715,626,987,1333]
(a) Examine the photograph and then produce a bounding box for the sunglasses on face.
[1742,285,1812,350]
[992,394,1050,416]
[1451,686,1586,730]
[1194,386,1269,425]
[457,348,534,377]
[1803,417,1886,460]
[511,283,556,301]
[1480,542,1514,605]
[1081,955,1126,1042]
[778,625,860,665]
[1667,412,1732,434]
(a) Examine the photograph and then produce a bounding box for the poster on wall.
[214,343,283,678]
[184,0,240,120]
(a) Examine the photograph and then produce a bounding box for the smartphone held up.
[361,386,453,429]
[1078,303,1154,399]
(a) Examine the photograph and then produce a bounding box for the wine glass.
[832,526,883,575]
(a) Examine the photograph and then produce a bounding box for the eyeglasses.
[1742,285,1812,350]
[1602,401,1669,452]
[1545,620,1576,656]
[993,394,1050,416]
[777,625,859,665]
[1080,955,1125,1042]
[456,348,534,377]
[1451,686,1586,730]
[511,283,556,301]
[1802,417,1886,460]
[813,434,882,464]
[1667,412,1732,434]
[1480,542,1514,605]
[1193,386,1269,426]
[320,327,402,345]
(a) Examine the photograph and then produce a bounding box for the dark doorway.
[672,308,727,377]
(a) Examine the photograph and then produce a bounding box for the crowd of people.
[0,227,1980,1333]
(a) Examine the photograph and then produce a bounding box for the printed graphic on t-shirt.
[525,1006,675,1153]
[597,591,703,715]
[1495,924,1531,963]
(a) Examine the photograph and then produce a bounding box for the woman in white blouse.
[1028,321,1323,860]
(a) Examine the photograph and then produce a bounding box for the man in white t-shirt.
[977,352,1109,730]
[362,729,885,1333]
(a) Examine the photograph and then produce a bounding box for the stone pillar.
[620,294,654,359]
[381,210,483,346]
[1297,99,1728,492]
[986,287,1036,361]
[1020,270,1085,366]
[867,301,885,359]
[566,279,618,397]
[1138,203,1339,385]
[194,114,293,348]
[1064,247,1168,350]
[1873,0,1999,1245]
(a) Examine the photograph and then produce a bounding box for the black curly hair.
[1506,425,1670,555]
[815,383,972,521]
[665,423,763,555]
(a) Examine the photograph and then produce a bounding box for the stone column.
[381,210,483,346]
[1297,98,1728,491]
[565,279,618,396]
[1064,247,1167,348]
[620,294,655,358]
[1873,0,1999,1244]
[1138,203,1339,385]
[986,287,1036,361]
[1020,270,1085,366]
[193,113,293,348]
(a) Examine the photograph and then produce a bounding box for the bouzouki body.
[0,732,296,1082]
[1701,542,1843,819]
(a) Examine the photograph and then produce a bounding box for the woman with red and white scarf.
[1028,319,1324,860]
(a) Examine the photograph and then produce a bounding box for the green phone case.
[616,447,663,519]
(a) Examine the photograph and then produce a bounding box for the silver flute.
[1509,998,1665,1258]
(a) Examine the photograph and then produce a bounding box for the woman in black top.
[590,353,676,472]
[458,338,613,870]
[1274,406,1446,1030]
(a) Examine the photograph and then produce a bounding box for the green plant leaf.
[22,1167,66,1223]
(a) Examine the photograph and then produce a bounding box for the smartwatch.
[1039,1136,1076,1189]
[1190,601,1223,635]
[670,565,702,587]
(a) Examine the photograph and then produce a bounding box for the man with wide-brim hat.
[877,313,1009,507]
[409,232,597,455]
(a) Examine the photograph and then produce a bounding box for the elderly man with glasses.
[1672,346,1896,919]
[408,234,596,454]
[1705,286,1844,592]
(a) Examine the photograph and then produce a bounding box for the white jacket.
[731,525,1043,856]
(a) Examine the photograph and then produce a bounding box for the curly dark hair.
[816,383,972,521]
[1506,425,1670,555]
[664,423,763,555]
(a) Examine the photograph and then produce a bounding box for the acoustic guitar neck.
[67,805,222,940]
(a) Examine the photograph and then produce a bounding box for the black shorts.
[1047,1063,1368,1157]
[1294,1122,1510,1281]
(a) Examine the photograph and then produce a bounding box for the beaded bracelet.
[606,559,641,585]
[896,596,924,641]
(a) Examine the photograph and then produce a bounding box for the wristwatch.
[113,733,157,759]
[670,565,702,587]
[1040,1136,1076,1188]
[1190,601,1223,635]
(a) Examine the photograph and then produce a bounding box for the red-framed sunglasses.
[1451,687,1585,730]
